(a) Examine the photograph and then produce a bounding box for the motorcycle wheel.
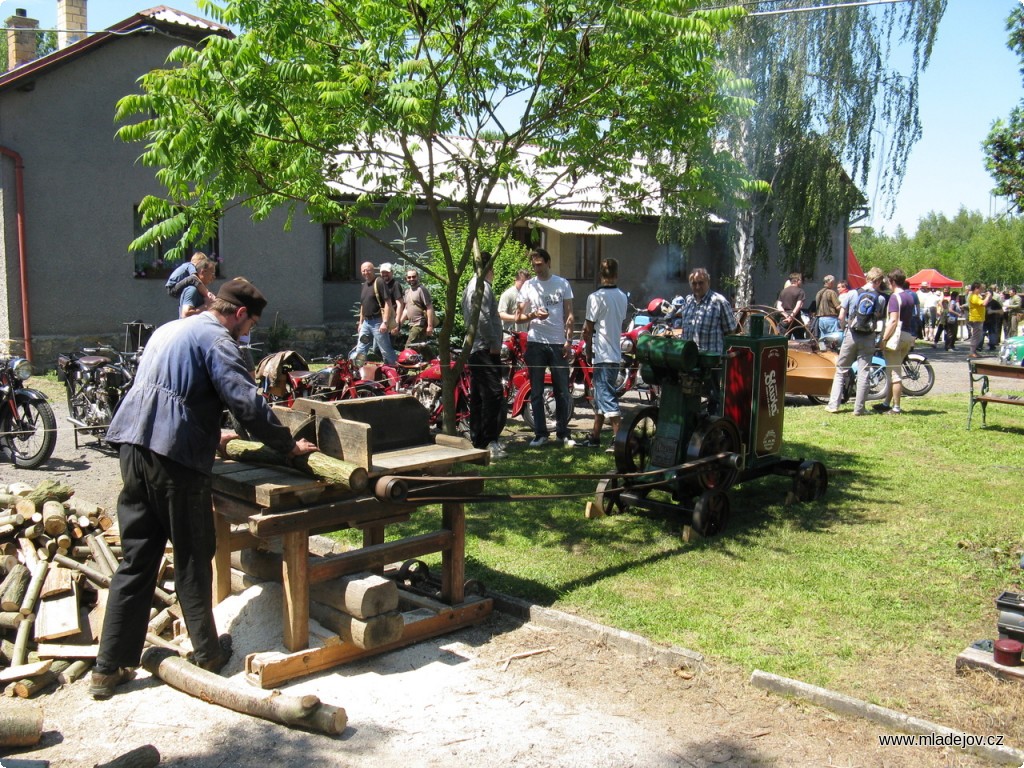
[522,385,574,431]
[2,397,57,469]
[864,362,886,401]
[899,356,935,397]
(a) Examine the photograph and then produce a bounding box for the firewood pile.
[0,479,179,705]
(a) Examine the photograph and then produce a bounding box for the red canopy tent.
[906,268,963,290]
[846,245,866,289]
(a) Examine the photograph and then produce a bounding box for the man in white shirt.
[579,259,628,448]
[498,269,531,334]
[516,248,575,447]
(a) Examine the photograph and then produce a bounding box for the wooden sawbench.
[967,360,1024,429]
[210,394,490,688]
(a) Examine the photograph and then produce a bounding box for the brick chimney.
[5,9,39,70]
[57,0,87,49]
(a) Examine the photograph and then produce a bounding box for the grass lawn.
[331,392,1024,728]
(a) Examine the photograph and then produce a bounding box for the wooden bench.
[968,360,1024,429]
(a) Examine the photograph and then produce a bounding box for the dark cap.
[217,277,267,318]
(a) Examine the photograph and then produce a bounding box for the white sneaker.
[562,437,576,448]
[529,435,549,447]
[488,441,507,459]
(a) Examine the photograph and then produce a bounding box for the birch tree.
[717,0,946,305]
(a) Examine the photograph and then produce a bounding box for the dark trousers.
[985,317,1002,349]
[96,444,220,672]
[468,349,505,449]
[525,342,571,439]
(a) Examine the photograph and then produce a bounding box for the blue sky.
[5,0,1020,238]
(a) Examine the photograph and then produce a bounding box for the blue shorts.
[592,363,620,417]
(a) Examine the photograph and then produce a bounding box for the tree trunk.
[141,647,348,735]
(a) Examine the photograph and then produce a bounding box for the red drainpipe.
[0,145,32,363]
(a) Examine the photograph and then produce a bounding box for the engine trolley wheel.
[594,476,628,516]
[792,460,828,502]
[691,490,730,537]
[613,405,659,474]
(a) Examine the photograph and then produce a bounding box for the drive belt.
[373,451,737,504]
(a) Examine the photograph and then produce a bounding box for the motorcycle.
[500,331,573,430]
[409,351,474,436]
[254,350,385,406]
[819,331,935,402]
[57,345,142,447]
[0,355,56,469]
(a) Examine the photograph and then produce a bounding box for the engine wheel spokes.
[793,460,828,502]
[613,405,659,474]
[691,490,730,537]
[594,476,627,516]
[686,417,740,492]
[899,357,935,397]
[4,400,57,469]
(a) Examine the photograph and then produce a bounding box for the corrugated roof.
[527,218,622,236]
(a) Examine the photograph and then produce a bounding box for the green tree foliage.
[984,7,1024,213]
[717,1,945,304]
[114,0,749,430]
[850,208,1024,287]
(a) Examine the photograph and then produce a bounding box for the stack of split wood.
[0,479,179,703]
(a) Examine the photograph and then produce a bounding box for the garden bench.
[967,360,1024,429]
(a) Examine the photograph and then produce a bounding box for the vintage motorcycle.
[409,351,474,436]
[254,350,386,406]
[57,345,142,447]
[0,355,56,469]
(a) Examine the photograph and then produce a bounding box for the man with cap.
[91,277,317,700]
[352,261,398,365]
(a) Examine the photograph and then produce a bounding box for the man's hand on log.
[290,439,318,457]
[218,431,239,459]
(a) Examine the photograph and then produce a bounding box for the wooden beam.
[308,531,453,584]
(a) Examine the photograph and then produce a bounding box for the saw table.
[209,395,490,687]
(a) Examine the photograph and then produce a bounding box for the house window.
[576,235,599,280]
[666,242,685,280]
[325,224,358,281]
[132,205,219,279]
[511,223,544,250]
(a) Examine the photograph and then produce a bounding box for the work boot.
[89,667,136,700]
[187,634,233,674]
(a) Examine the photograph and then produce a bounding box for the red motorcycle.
[500,332,572,430]
[408,352,473,436]
[255,350,385,406]
[370,345,433,395]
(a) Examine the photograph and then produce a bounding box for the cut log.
[53,553,110,589]
[20,560,50,616]
[93,532,121,576]
[224,439,368,493]
[0,610,25,629]
[11,614,34,665]
[0,701,43,746]
[13,667,60,698]
[311,573,399,619]
[67,496,104,517]
[86,534,114,578]
[41,564,74,598]
[14,498,36,520]
[0,523,15,538]
[142,647,347,735]
[17,536,39,568]
[57,658,92,685]
[6,481,34,496]
[308,602,403,650]
[42,500,67,536]
[93,743,161,768]
[0,512,24,527]
[21,522,42,540]
[0,562,29,611]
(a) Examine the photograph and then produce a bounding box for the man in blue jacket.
[91,278,317,699]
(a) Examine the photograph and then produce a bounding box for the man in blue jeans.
[351,261,398,364]
[579,258,628,449]
[516,248,575,447]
